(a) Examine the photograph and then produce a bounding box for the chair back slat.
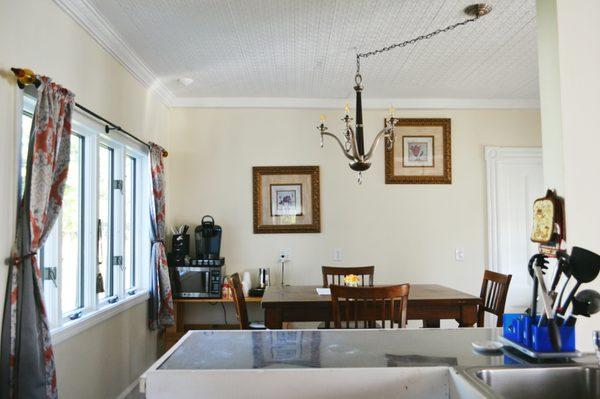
[228,273,249,330]
[380,298,386,328]
[322,266,375,288]
[330,284,410,329]
[478,270,512,327]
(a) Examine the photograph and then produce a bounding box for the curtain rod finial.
[11,67,41,88]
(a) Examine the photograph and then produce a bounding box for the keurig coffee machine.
[195,215,222,260]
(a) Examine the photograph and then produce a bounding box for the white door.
[486,146,543,314]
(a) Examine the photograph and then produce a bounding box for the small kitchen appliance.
[259,268,271,288]
[170,264,224,299]
[249,268,271,298]
[195,215,222,260]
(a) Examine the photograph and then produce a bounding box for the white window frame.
[16,91,151,344]
[44,131,90,326]
[97,137,121,306]
[124,148,150,295]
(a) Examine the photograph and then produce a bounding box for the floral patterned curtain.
[1,77,74,399]
[148,143,174,330]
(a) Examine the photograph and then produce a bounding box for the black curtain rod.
[76,102,168,157]
[11,67,168,157]
[76,103,142,147]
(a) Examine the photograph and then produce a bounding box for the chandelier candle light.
[317,3,492,183]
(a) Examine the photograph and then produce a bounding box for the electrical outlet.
[279,248,291,261]
[455,249,465,262]
[333,248,343,262]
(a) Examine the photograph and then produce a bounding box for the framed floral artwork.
[253,166,320,233]
[385,118,451,184]
[270,184,303,216]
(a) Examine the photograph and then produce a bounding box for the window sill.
[51,290,150,345]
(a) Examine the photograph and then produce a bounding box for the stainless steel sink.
[460,365,600,398]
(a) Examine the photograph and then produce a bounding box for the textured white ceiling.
[84,0,538,103]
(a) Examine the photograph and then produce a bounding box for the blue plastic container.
[503,313,576,353]
[502,313,521,342]
[521,315,539,347]
[516,314,528,345]
[531,323,576,352]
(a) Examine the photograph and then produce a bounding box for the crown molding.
[53,0,175,106]
[171,97,540,109]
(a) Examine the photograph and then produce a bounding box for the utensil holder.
[503,313,576,353]
[531,324,575,352]
[171,234,190,255]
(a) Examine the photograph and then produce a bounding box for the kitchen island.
[140,328,597,398]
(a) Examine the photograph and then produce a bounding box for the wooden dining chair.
[330,284,410,329]
[228,273,265,330]
[478,270,512,327]
[322,266,375,287]
[320,266,375,328]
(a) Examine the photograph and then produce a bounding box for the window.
[97,144,114,301]
[124,155,137,292]
[17,92,150,332]
[60,134,85,314]
[19,91,35,199]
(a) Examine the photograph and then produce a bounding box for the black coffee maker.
[195,215,222,260]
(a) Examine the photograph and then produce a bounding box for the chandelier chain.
[356,15,480,71]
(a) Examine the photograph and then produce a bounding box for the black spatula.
[560,247,600,319]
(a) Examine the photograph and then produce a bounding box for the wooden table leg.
[265,308,283,329]
[176,302,184,332]
[458,304,478,327]
[423,319,440,328]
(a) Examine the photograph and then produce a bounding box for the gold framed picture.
[385,118,451,184]
[253,166,320,234]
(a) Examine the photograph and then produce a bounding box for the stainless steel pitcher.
[258,268,270,288]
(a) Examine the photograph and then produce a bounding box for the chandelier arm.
[322,132,356,161]
[346,126,362,160]
[364,127,393,160]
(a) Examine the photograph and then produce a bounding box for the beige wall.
[55,302,156,399]
[168,108,541,318]
[0,0,170,398]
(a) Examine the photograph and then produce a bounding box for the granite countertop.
[158,328,596,371]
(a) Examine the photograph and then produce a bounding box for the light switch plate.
[455,249,465,262]
[279,248,291,261]
[333,248,343,262]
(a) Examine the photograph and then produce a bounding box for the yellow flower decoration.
[344,274,360,285]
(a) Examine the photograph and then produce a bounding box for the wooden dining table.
[261,284,482,329]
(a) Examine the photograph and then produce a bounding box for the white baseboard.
[116,377,141,399]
